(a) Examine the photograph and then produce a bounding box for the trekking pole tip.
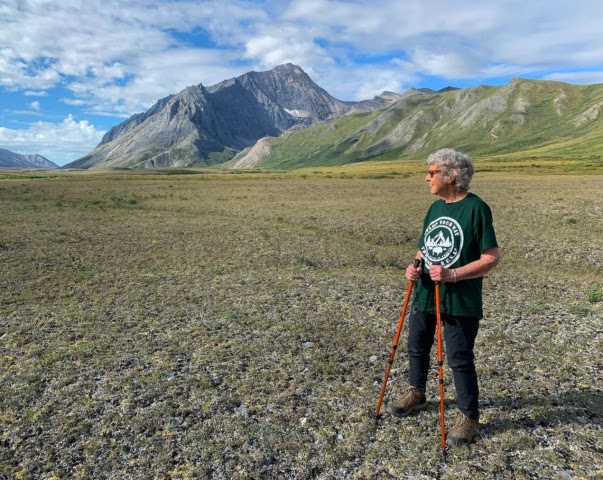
[440,447,448,463]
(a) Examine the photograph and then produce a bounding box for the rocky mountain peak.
[272,62,304,74]
[66,64,365,169]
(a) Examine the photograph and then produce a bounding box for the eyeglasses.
[427,169,442,178]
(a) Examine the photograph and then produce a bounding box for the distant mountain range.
[66,64,399,169]
[64,64,603,170]
[0,148,58,169]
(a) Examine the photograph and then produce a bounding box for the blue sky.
[1,0,603,166]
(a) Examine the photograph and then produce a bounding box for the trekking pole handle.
[432,261,441,284]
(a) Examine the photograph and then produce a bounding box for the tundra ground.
[0,169,601,479]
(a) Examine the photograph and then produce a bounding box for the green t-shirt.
[415,193,498,319]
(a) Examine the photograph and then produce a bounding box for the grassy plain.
[0,165,602,479]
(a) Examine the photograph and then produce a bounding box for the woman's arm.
[430,247,500,283]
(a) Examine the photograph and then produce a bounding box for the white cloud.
[283,0,500,50]
[0,115,105,166]
[4,110,44,117]
[29,101,41,111]
[310,64,416,101]
[61,98,86,106]
[244,30,334,76]
[0,1,261,116]
[282,0,603,79]
[3,0,603,111]
[62,48,244,117]
[410,47,483,79]
[543,71,603,85]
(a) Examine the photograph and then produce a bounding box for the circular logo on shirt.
[421,216,463,268]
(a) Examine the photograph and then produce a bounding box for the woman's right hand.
[405,261,422,282]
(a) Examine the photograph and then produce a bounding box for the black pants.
[407,307,480,419]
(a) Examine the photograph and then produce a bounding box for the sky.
[1,0,603,166]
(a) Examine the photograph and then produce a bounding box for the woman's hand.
[429,264,454,283]
[405,261,422,282]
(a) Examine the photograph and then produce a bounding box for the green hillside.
[231,79,603,170]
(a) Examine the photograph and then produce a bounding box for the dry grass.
[0,170,601,479]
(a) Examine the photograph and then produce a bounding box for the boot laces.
[455,412,476,429]
[403,387,422,401]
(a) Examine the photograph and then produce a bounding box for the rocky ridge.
[0,148,58,169]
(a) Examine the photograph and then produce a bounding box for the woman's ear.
[445,169,458,185]
[451,169,460,184]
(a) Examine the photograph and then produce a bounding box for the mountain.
[344,91,402,115]
[65,64,397,170]
[65,66,603,171]
[229,78,603,169]
[0,148,58,169]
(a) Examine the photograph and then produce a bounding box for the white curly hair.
[427,148,474,193]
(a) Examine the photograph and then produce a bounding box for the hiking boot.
[446,411,480,446]
[387,387,427,417]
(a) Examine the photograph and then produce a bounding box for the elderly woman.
[387,148,500,447]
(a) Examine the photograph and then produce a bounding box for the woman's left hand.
[429,264,453,283]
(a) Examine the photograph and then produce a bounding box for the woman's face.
[425,165,449,196]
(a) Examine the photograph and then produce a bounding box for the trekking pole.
[375,258,422,422]
[433,262,448,460]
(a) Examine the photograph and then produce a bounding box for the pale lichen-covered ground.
[0,171,601,479]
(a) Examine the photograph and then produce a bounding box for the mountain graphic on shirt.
[426,231,452,255]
